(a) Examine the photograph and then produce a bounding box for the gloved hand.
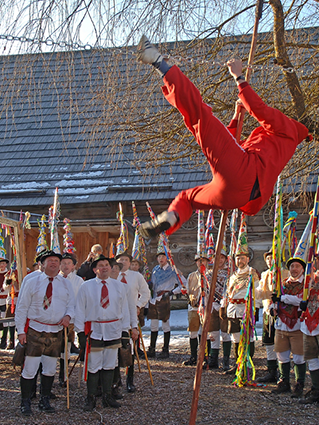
[300,300,308,311]
[5,278,12,286]
[78,332,86,361]
[254,308,260,323]
[271,293,281,303]
[143,307,149,317]
[168,290,175,297]
[270,308,275,317]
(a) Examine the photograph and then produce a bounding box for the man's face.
[235,254,249,269]
[289,261,304,279]
[130,260,140,272]
[60,259,75,276]
[0,261,7,272]
[219,254,227,269]
[110,264,121,279]
[94,260,112,280]
[157,254,168,267]
[117,256,131,272]
[196,258,208,270]
[42,256,61,276]
[265,254,273,269]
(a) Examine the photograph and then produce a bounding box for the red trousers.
[162,66,309,235]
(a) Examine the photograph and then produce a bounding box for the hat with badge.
[40,250,63,263]
[91,254,114,270]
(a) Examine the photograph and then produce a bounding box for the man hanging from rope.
[136,35,311,239]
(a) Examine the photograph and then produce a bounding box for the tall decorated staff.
[205,209,215,264]
[303,176,319,301]
[196,210,208,324]
[7,227,18,314]
[23,212,31,230]
[63,218,76,254]
[48,187,61,254]
[146,202,186,290]
[228,209,238,281]
[233,213,256,387]
[36,215,49,259]
[131,201,151,284]
[281,211,298,263]
[272,176,283,297]
[116,202,129,256]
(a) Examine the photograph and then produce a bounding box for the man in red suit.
[137,35,311,239]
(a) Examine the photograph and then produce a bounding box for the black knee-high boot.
[39,375,55,413]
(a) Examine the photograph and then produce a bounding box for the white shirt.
[15,272,75,334]
[119,269,150,329]
[74,277,130,341]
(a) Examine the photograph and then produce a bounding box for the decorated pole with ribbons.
[205,209,215,263]
[303,176,319,300]
[146,202,186,290]
[228,209,238,280]
[272,176,283,296]
[116,202,129,256]
[281,211,298,263]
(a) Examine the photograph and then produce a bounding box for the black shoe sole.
[140,221,171,239]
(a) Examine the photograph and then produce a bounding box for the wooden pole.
[134,341,141,372]
[138,323,154,385]
[64,327,70,409]
[189,210,228,425]
[236,0,264,142]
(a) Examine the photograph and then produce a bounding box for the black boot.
[83,371,99,411]
[147,331,158,358]
[101,370,121,408]
[291,363,306,398]
[158,331,170,359]
[126,361,136,393]
[271,362,291,394]
[208,349,219,369]
[225,343,239,375]
[257,360,278,383]
[59,358,66,387]
[112,366,123,399]
[39,375,55,413]
[249,341,255,359]
[1,326,8,349]
[7,326,15,349]
[222,341,231,371]
[20,376,34,416]
[183,338,198,366]
[299,369,319,404]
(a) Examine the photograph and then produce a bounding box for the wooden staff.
[68,352,81,378]
[78,361,82,389]
[189,210,228,425]
[138,323,154,385]
[64,327,70,409]
[236,0,264,142]
[133,341,141,372]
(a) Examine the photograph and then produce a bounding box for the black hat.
[0,257,9,264]
[116,251,133,261]
[40,250,63,263]
[286,257,306,271]
[61,253,77,265]
[112,261,123,270]
[91,255,114,270]
[35,249,48,263]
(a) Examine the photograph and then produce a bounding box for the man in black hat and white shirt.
[15,250,75,416]
[116,252,150,392]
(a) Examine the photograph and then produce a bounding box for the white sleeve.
[126,283,138,329]
[15,280,32,335]
[136,274,151,308]
[74,284,86,334]
[281,293,303,307]
[121,286,130,332]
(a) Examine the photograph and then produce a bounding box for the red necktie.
[121,273,127,284]
[100,280,109,309]
[43,277,53,310]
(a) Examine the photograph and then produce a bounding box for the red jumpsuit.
[162,65,310,235]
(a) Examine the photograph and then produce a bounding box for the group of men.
[182,243,319,405]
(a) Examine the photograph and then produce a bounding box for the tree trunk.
[269,0,305,121]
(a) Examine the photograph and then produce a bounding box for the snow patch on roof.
[0,181,50,190]
[63,171,104,178]
[56,179,114,187]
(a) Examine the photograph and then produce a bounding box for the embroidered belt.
[0,295,7,299]
[229,298,245,305]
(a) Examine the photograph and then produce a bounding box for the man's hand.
[85,251,94,262]
[18,333,27,345]
[58,315,71,327]
[131,328,139,341]
[136,306,141,316]
[227,58,243,79]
